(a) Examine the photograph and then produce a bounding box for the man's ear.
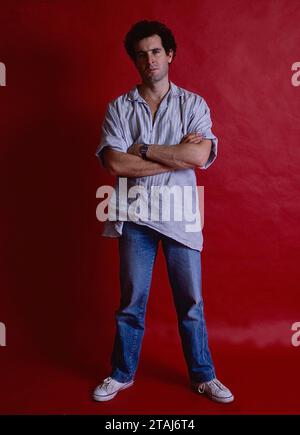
[168,49,174,64]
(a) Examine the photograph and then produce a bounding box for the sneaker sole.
[192,385,234,404]
[93,380,134,402]
[208,394,234,404]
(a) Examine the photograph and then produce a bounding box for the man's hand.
[127,143,142,157]
[180,132,204,144]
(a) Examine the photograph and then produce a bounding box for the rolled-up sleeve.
[95,103,127,167]
[188,97,218,170]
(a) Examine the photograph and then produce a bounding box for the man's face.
[134,34,173,84]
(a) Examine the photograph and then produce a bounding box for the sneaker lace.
[198,378,226,393]
[207,379,227,390]
[103,377,112,384]
[102,377,113,391]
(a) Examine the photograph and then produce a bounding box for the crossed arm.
[102,133,212,178]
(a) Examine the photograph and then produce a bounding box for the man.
[94,20,234,404]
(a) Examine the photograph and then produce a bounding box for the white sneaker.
[192,378,234,403]
[93,376,134,402]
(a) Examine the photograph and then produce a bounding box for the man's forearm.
[125,157,174,178]
[103,149,174,178]
[146,140,212,169]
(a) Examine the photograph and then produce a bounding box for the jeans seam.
[127,242,157,378]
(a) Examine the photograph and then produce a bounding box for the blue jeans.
[110,222,216,383]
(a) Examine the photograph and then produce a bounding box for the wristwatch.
[140,144,149,160]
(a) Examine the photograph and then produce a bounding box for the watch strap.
[140,144,149,160]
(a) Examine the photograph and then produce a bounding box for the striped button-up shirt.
[95,81,218,251]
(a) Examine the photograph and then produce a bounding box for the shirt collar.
[127,81,184,102]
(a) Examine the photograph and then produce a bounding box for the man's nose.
[146,52,155,64]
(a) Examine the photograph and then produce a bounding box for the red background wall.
[1,0,300,414]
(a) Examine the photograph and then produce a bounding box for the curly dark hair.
[124,20,177,62]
